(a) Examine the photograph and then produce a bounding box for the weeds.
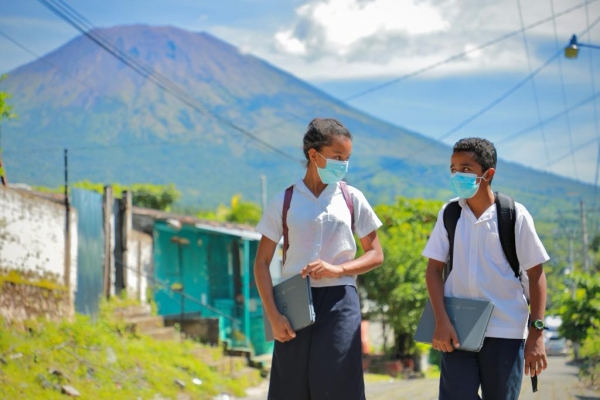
[0,297,261,399]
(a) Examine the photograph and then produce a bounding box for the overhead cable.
[353,49,562,183]
[343,0,599,102]
[36,0,303,163]
[353,14,600,184]
[583,0,600,230]
[544,135,599,169]
[548,0,579,178]
[517,0,552,166]
[497,89,600,146]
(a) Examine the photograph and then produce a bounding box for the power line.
[35,0,303,164]
[544,135,599,170]
[343,0,599,102]
[497,89,600,146]
[0,28,306,159]
[547,0,579,179]
[353,49,562,183]
[0,28,130,110]
[583,0,600,232]
[353,13,600,184]
[517,0,551,166]
[10,0,598,189]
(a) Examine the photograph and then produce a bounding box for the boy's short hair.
[453,138,497,172]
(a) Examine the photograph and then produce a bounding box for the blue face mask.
[316,152,349,184]
[450,171,488,199]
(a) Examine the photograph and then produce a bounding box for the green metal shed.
[152,219,281,356]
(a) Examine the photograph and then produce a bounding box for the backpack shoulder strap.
[494,191,519,278]
[282,185,294,264]
[442,200,461,281]
[339,181,355,232]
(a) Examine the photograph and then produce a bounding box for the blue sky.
[1,0,600,185]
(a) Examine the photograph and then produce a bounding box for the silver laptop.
[414,297,494,352]
[263,274,316,342]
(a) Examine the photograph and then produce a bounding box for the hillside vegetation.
[0,25,597,213]
[0,298,261,400]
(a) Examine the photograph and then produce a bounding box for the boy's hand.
[524,330,547,376]
[432,318,460,352]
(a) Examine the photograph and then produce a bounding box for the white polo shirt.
[422,198,550,339]
[256,179,382,288]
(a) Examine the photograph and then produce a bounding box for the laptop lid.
[263,274,316,342]
[414,297,494,352]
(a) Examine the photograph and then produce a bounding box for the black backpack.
[442,192,528,298]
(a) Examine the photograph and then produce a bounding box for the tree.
[226,194,262,225]
[0,74,17,184]
[35,180,181,211]
[194,194,262,225]
[558,272,600,343]
[580,318,600,387]
[360,197,443,358]
[128,183,180,211]
[0,74,17,122]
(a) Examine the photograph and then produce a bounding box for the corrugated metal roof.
[193,223,262,241]
[132,206,261,240]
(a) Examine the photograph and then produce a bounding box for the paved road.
[240,355,600,400]
[518,356,598,400]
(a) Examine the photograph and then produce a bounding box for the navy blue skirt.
[268,285,365,400]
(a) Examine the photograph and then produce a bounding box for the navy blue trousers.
[439,337,524,400]
[268,285,365,400]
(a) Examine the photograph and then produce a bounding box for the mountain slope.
[0,24,595,218]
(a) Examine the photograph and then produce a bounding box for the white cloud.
[212,0,598,81]
[275,30,307,55]
[276,0,450,57]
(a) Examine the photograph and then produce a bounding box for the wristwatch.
[530,319,546,331]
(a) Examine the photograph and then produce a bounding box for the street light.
[565,34,600,59]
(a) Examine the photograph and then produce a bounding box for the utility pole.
[0,125,7,186]
[260,175,267,212]
[64,149,71,291]
[581,200,590,273]
[566,227,575,298]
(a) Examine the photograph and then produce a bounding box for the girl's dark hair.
[453,137,497,172]
[302,118,352,163]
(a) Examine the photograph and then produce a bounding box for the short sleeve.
[255,191,285,243]
[514,203,550,270]
[348,186,383,239]
[422,205,450,263]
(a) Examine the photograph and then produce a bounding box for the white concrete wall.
[126,230,153,302]
[367,318,395,354]
[0,187,77,292]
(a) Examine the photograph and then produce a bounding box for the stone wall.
[0,276,71,322]
[0,186,77,320]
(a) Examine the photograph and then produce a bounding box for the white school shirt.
[422,198,550,339]
[256,179,382,288]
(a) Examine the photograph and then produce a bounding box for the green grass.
[0,298,262,399]
[364,373,395,383]
[424,364,441,379]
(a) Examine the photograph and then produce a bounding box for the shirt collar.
[457,197,496,222]
[295,179,338,198]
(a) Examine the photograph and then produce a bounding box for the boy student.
[422,138,549,400]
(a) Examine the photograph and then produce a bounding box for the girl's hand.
[270,313,296,342]
[301,260,344,280]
